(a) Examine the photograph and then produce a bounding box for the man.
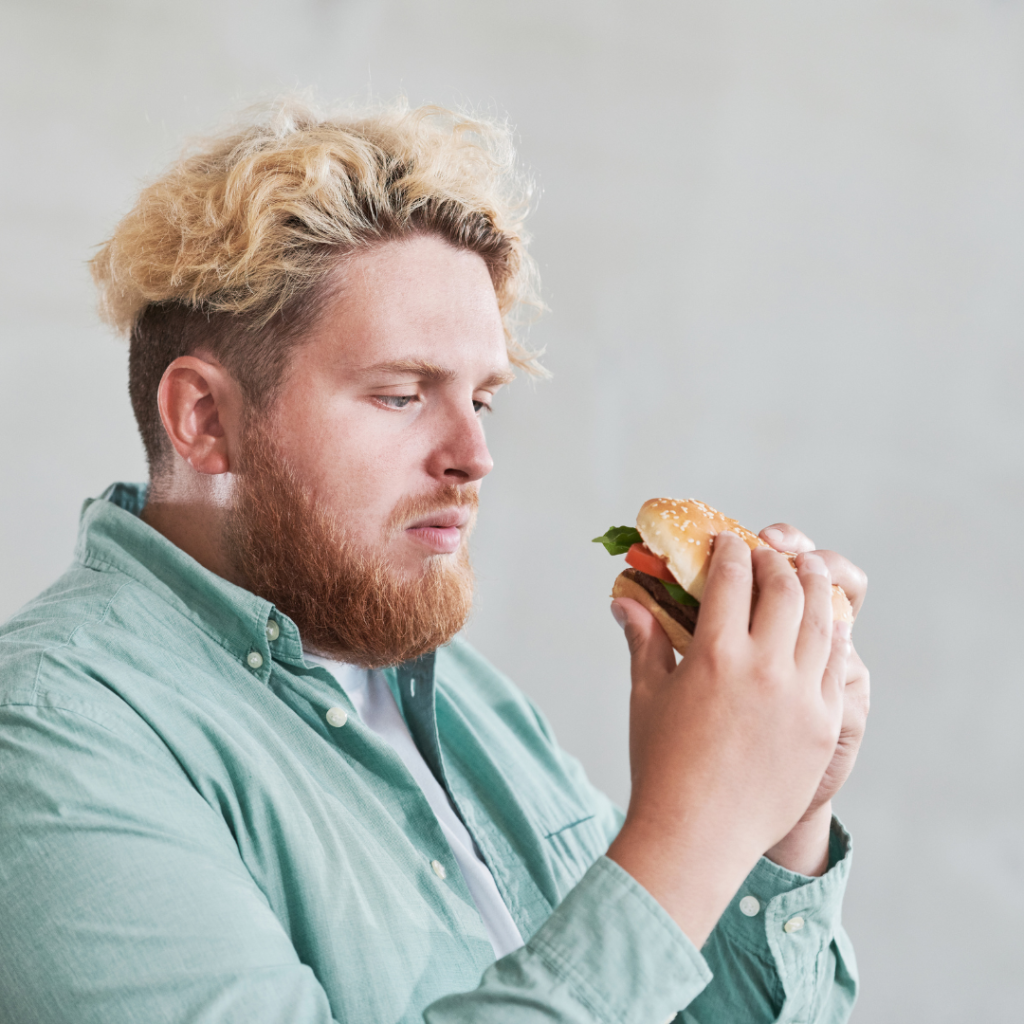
[0,99,869,1023]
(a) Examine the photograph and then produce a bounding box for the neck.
[141,476,240,584]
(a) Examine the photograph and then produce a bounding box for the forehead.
[301,234,509,373]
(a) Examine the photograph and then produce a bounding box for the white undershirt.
[303,652,524,960]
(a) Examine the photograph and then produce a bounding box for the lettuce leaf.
[661,580,700,607]
[592,525,701,607]
[591,525,642,555]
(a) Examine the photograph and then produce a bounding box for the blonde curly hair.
[91,96,543,473]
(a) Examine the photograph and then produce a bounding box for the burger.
[594,498,854,655]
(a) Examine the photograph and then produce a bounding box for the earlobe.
[157,356,239,476]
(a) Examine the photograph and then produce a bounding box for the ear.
[156,355,243,475]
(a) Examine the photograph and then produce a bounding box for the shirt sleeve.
[0,693,341,1024]
[683,818,858,1024]
[429,687,856,1024]
[425,855,712,1024]
[423,824,856,1024]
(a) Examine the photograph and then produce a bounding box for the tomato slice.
[624,543,678,583]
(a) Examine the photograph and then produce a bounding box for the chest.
[129,656,608,1021]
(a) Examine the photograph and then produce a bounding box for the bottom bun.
[612,573,694,656]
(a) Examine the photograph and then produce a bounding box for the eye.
[375,395,417,410]
[472,398,492,414]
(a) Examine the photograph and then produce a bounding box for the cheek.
[277,402,423,515]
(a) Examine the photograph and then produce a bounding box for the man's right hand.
[605,531,851,948]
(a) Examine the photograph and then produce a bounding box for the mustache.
[386,486,479,535]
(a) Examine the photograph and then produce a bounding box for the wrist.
[764,802,833,877]
[607,815,761,949]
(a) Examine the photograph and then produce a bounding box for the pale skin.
[607,538,869,945]
[142,235,511,582]
[142,232,870,953]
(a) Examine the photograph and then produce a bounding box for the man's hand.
[758,523,870,876]
[606,531,850,949]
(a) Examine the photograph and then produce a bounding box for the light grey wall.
[2,1,1022,1019]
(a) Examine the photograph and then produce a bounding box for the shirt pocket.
[533,798,607,890]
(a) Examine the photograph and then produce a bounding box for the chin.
[402,548,464,578]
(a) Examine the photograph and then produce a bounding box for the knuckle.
[816,724,840,754]
[743,653,787,691]
[714,561,750,586]
[763,568,803,604]
[700,640,736,678]
[775,572,804,601]
[752,664,782,692]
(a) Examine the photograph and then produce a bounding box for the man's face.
[228,234,512,665]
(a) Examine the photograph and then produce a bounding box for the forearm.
[605,812,765,949]
[764,801,833,877]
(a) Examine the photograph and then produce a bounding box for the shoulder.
[0,563,183,744]
[1,561,134,650]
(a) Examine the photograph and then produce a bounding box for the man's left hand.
[758,522,870,876]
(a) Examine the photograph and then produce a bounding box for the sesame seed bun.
[636,497,853,623]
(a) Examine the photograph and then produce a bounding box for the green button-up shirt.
[0,485,857,1023]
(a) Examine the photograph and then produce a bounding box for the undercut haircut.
[91,97,543,477]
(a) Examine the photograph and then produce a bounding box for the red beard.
[227,425,477,668]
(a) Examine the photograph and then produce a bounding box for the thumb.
[610,597,677,688]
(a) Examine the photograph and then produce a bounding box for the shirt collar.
[75,483,307,675]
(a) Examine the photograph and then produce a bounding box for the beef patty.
[621,567,700,636]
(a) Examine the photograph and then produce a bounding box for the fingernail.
[610,602,627,629]
[801,553,830,578]
[764,527,784,546]
[834,620,851,641]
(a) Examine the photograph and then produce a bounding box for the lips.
[405,508,472,532]
[404,507,472,555]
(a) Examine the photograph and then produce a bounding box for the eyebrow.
[355,360,516,389]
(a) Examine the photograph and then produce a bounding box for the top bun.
[636,497,854,623]
[637,498,764,602]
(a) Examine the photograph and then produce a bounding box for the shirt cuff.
[716,816,853,1008]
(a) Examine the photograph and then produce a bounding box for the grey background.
[2,0,1022,1018]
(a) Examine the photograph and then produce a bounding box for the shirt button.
[246,651,264,670]
[325,707,348,728]
[430,859,447,880]
[783,916,805,934]
[265,619,280,642]
[739,895,760,917]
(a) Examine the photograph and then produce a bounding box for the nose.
[429,400,494,483]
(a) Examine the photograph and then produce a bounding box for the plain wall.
[2,1,1022,1019]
